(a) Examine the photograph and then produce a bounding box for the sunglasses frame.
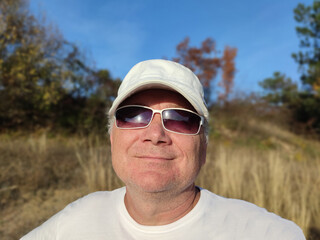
[115,105,204,135]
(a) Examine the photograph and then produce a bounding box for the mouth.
[136,155,174,161]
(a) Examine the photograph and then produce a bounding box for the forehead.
[120,89,195,110]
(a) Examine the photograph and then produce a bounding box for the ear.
[199,135,207,166]
[201,143,207,166]
[109,130,114,156]
[109,129,113,145]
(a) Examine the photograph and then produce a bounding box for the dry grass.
[1,122,320,239]
[197,145,320,236]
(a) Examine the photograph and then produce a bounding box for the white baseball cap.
[108,59,209,121]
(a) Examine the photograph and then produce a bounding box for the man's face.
[110,89,207,194]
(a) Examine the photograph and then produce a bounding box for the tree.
[0,0,92,129]
[258,2,320,134]
[259,72,298,106]
[74,70,121,132]
[292,1,320,94]
[219,46,237,103]
[173,37,237,104]
[91,69,121,105]
[290,1,320,134]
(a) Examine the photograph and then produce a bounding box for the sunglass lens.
[116,106,152,128]
[162,110,201,134]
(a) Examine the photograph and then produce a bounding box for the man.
[21,59,305,239]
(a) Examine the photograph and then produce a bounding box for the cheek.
[111,144,131,185]
[176,137,205,174]
[110,128,135,155]
[110,130,132,178]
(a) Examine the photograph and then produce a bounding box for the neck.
[124,185,200,226]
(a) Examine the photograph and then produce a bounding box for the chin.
[130,174,177,193]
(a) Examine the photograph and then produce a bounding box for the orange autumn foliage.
[173,37,237,103]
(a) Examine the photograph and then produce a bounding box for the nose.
[141,113,172,145]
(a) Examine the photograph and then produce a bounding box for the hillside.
[0,113,319,239]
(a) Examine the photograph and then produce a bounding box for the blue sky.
[30,0,313,96]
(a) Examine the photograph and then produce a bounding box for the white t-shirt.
[21,187,305,240]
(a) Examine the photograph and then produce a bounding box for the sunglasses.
[115,105,204,135]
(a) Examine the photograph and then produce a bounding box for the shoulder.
[20,187,126,240]
[65,187,125,211]
[199,189,305,239]
[56,187,125,221]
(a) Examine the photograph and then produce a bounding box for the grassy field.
[1,118,320,239]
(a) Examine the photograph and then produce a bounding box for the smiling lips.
[136,155,174,161]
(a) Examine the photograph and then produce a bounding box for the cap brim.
[108,79,205,118]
